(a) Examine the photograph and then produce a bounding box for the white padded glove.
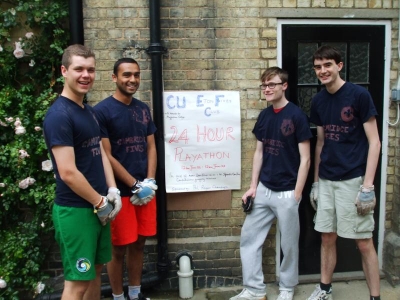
[94,197,113,226]
[355,185,376,216]
[142,178,158,190]
[309,182,318,211]
[106,187,122,220]
[130,180,155,206]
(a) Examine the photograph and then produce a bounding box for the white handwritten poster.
[163,91,241,193]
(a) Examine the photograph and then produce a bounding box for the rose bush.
[0,1,69,299]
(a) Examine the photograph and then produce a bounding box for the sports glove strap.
[361,185,374,193]
[93,196,107,213]
[131,180,139,193]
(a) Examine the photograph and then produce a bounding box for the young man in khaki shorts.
[307,45,381,300]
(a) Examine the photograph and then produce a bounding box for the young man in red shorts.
[94,58,157,300]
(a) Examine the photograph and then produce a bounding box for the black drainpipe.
[38,1,168,299]
[145,0,170,284]
[68,0,84,45]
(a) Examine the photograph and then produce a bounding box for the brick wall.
[41,0,400,289]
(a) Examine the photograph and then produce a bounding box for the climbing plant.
[0,1,69,298]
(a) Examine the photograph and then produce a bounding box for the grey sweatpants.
[240,182,300,294]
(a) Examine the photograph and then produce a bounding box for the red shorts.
[110,195,157,246]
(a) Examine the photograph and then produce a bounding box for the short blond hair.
[61,44,95,69]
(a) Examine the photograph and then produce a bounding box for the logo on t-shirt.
[76,258,91,273]
[281,119,294,136]
[341,106,354,123]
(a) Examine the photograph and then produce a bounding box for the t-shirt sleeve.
[295,111,313,143]
[358,90,378,123]
[252,110,266,141]
[144,105,157,136]
[43,110,74,148]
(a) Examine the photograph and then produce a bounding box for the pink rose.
[19,150,30,159]
[13,42,24,59]
[15,125,26,135]
[19,178,30,189]
[41,160,53,171]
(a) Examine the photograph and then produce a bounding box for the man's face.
[313,58,343,86]
[113,62,140,96]
[261,75,287,103]
[61,55,95,96]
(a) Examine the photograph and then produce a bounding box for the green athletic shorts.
[52,204,112,281]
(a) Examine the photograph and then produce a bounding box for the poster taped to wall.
[163,91,241,193]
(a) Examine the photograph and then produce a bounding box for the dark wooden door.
[282,25,385,274]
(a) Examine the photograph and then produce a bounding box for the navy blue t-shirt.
[94,96,157,196]
[310,82,378,181]
[43,96,107,208]
[253,102,312,191]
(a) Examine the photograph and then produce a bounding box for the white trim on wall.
[275,19,391,276]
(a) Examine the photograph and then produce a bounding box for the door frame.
[275,19,391,275]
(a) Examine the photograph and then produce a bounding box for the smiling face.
[113,62,141,100]
[61,55,95,100]
[313,58,343,87]
[261,74,288,107]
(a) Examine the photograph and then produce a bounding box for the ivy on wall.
[0,1,69,299]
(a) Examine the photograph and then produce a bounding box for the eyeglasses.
[260,82,284,90]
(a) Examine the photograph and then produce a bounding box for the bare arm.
[52,145,102,206]
[362,116,381,187]
[313,126,324,182]
[101,137,136,188]
[146,134,157,178]
[294,139,311,201]
[242,140,263,201]
[100,140,117,188]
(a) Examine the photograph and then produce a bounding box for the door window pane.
[297,87,318,117]
[349,43,369,83]
[298,43,318,85]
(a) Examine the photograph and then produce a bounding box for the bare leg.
[320,232,337,284]
[62,280,89,300]
[107,245,128,295]
[356,238,380,296]
[127,236,146,286]
[82,264,103,300]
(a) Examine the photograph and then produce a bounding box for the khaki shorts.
[314,177,374,239]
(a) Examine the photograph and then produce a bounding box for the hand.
[355,185,376,216]
[130,181,155,206]
[107,187,122,220]
[130,193,142,206]
[242,196,254,213]
[95,197,113,226]
[142,178,158,190]
[309,182,318,211]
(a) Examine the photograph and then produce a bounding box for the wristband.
[131,180,139,193]
[93,196,106,213]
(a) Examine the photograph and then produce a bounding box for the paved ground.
[103,279,400,300]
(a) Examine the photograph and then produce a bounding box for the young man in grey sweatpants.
[230,67,312,300]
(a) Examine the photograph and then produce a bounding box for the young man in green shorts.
[43,44,122,300]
